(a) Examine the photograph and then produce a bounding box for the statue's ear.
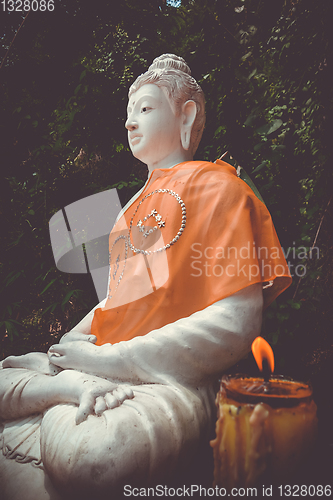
[180,100,197,151]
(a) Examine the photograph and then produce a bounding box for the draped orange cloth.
[92,160,291,346]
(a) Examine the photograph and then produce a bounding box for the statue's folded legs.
[0,285,264,499]
[0,371,214,499]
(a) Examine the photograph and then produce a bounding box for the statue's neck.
[147,150,193,174]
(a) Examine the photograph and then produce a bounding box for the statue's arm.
[49,283,263,387]
[104,283,263,386]
[0,366,133,423]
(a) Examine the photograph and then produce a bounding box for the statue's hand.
[2,352,61,375]
[59,330,97,344]
[48,340,100,372]
[56,370,134,425]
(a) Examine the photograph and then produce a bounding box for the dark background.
[1,0,332,488]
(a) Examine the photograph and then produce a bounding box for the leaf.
[214,126,223,137]
[41,303,58,316]
[244,113,258,127]
[40,278,57,295]
[252,161,267,174]
[61,289,79,308]
[288,300,301,310]
[4,320,19,340]
[256,119,283,136]
[270,120,283,133]
[10,319,21,325]
[260,180,274,192]
[42,268,53,281]
[248,69,257,80]
[271,331,279,345]
[5,271,22,286]
[241,51,252,61]
[271,145,286,158]
[239,167,266,205]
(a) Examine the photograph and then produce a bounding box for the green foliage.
[1,0,332,383]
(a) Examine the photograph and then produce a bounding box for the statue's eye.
[141,107,150,113]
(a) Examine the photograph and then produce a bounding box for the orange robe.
[92,160,291,346]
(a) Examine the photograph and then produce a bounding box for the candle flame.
[251,336,274,373]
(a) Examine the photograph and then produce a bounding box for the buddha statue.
[0,54,291,499]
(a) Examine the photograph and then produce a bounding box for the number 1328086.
[2,0,54,11]
[278,485,331,497]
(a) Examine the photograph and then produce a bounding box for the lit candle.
[210,337,318,488]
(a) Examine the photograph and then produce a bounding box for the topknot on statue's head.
[129,54,205,156]
[149,54,191,75]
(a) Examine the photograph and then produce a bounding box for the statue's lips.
[130,135,142,145]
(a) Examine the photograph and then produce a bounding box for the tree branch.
[0,11,30,71]
[293,194,332,299]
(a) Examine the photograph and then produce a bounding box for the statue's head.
[127,54,205,161]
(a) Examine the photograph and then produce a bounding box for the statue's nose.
[125,115,138,131]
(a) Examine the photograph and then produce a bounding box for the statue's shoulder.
[180,159,238,179]
[178,159,262,206]
[179,159,243,188]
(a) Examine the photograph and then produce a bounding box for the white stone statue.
[0,54,289,500]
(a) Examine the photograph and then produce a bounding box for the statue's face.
[125,83,182,168]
